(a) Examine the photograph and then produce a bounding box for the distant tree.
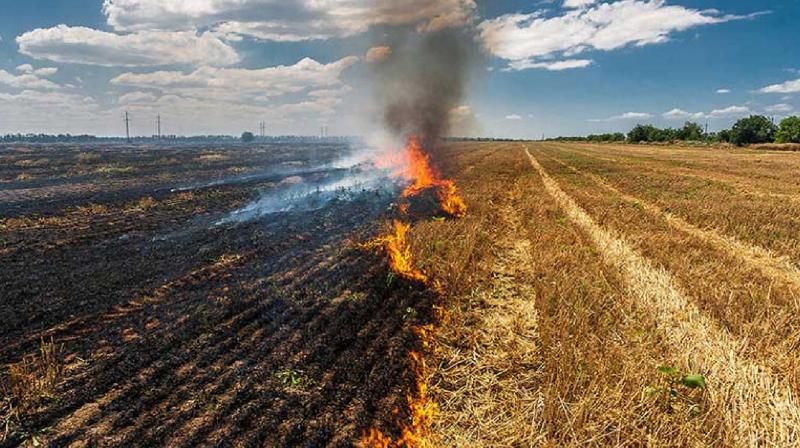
[729,115,777,146]
[717,129,732,143]
[586,133,626,142]
[677,122,704,141]
[776,116,800,143]
[241,131,255,143]
[652,127,677,142]
[628,124,658,143]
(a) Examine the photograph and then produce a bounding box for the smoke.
[370,26,478,148]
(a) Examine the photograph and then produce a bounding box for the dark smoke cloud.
[371,28,478,148]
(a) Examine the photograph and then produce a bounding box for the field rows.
[4,141,800,446]
[423,142,800,446]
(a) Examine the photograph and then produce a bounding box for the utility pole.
[157,113,162,140]
[124,111,131,143]
[259,121,266,139]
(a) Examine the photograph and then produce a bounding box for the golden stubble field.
[415,141,800,447]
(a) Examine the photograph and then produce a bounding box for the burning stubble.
[358,24,477,448]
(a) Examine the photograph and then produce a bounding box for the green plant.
[241,132,255,143]
[275,370,314,389]
[776,116,800,143]
[645,366,706,415]
[730,115,777,146]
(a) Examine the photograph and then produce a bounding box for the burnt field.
[0,142,439,447]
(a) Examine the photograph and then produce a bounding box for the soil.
[0,142,437,447]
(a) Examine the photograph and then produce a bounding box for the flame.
[360,135,466,447]
[359,349,437,448]
[399,136,467,219]
[364,221,428,283]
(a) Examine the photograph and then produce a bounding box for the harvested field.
[3,141,800,447]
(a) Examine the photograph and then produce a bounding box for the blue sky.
[0,0,798,138]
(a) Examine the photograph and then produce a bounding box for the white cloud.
[505,114,523,120]
[564,0,596,9]
[709,105,750,117]
[17,25,240,67]
[506,58,593,71]
[106,57,359,133]
[589,111,652,122]
[716,88,730,94]
[0,90,103,134]
[479,1,765,71]
[102,0,476,41]
[0,69,61,90]
[764,103,793,113]
[119,91,158,104]
[110,57,358,102]
[759,78,800,94]
[663,105,754,120]
[663,108,705,120]
[14,64,58,76]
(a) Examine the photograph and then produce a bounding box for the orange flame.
[360,135,466,447]
[364,221,428,283]
[359,348,437,448]
[399,136,467,219]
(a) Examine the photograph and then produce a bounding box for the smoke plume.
[371,27,477,148]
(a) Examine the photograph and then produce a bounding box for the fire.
[359,349,437,448]
[399,136,437,196]
[364,220,428,283]
[360,135,466,447]
[399,136,467,219]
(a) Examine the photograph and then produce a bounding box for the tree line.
[550,115,800,146]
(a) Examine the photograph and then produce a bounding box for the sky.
[0,0,798,139]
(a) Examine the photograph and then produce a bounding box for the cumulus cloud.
[0,69,61,90]
[716,88,730,94]
[17,25,240,67]
[118,91,158,104]
[709,105,750,117]
[764,103,793,113]
[107,56,360,133]
[15,64,58,77]
[663,108,705,120]
[479,1,766,71]
[759,78,800,94]
[110,57,358,102]
[0,90,103,134]
[589,111,652,122]
[507,58,593,71]
[102,0,476,41]
[505,114,523,120]
[662,105,752,120]
[564,0,596,8]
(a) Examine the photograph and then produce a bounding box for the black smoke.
[371,28,477,149]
